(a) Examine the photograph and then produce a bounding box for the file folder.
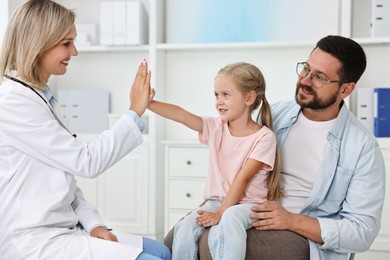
[100,2,113,45]
[371,0,390,37]
[374,88,390,137]
[357,88,374,134]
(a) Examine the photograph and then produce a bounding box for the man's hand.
[250,200,294,230]
[90,226,118,242]
[250,201,324,244]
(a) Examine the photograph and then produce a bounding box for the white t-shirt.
[280,112,336,213]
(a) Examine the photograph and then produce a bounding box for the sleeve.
[198,116,221,145]
[318,144,385,253]
[72,183,104,233]
[126,110,145,132]
[249,128,277,172]
[0,87,143,178]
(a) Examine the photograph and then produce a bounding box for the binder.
[374,88,390,137]
[99,1,148,46]
[371,0,390,37]
[75,23,98,46]
[113,1,127,45]
[100,2,113,45]
[357,88,374,134]
[126,1,148,45]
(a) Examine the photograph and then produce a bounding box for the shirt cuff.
[126,110,145,132]
[317,217,339,249]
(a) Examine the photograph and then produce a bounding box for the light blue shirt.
[125,110,145,132]
[271,100,386,260]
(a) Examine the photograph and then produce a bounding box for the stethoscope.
[5,75,77,138]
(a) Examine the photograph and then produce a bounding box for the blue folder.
[374,88,390,137]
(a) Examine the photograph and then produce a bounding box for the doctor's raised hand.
[130,59,153,117]
[0,1,170,260]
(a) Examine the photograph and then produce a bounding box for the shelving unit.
[76,45,149,52]
[1,0,389,256]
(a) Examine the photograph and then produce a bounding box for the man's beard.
[295,83,338,110]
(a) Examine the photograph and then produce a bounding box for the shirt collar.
[43,87,54,101]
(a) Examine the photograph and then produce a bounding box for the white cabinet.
[75,142,149,234]
[164,142,209,235]
[96,143,149,234]
[75,133,157,237]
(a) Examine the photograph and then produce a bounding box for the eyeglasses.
[296,62,341,88]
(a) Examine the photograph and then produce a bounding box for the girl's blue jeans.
[172,200,257,260]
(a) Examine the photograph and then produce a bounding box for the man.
[249,35,386,259]
[164,35,385,259]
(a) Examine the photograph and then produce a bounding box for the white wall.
[163,45,312,140]
[166,0,340,43]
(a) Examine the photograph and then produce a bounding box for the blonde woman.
[0,1,170,259]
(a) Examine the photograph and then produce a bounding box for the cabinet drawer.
[167,147,208,177]
[168,180,205,209]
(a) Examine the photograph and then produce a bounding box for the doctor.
[0,0,171,260]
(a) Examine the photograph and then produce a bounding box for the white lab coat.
[0,78,144,259]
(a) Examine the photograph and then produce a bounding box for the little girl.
[148,62,282,260]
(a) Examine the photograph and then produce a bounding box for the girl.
[0,1,170,259]
[148,62,282,260]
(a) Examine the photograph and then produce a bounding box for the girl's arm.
[148,100,203,132]
[196,158,263,227]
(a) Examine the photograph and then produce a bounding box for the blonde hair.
[216,62,282,201]
[0,0,75,89]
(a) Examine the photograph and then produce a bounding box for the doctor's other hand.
[90,226,118,242]
[250,200,294,230]
[129,59,152,117]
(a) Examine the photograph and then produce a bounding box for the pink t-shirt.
[199,117,276,204]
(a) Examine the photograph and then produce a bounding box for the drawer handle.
[186,160,192,165]
[186,193,191,198]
